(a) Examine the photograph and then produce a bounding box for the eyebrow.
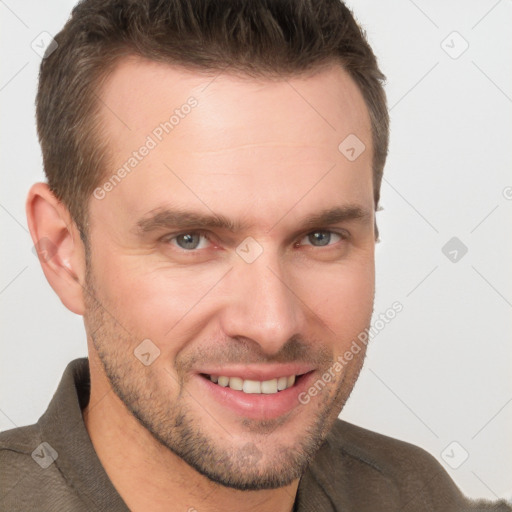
[133,204,372,235]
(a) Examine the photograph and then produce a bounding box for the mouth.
[195,368,316,420]
[200,373,303,394]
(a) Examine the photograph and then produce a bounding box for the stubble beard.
[83,261,367,490]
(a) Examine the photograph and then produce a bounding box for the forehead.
[91,57,374,233]
[99,56,371,146]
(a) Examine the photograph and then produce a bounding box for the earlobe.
[26,182,87,315]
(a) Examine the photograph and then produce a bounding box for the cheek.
[302,257,375,341]
[90,250,222,352]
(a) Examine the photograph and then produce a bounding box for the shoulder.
[1,424,45,505]
[0,422,43,482]
[0,419,88,511]
[327,418,444,477]
[304,419,511,511]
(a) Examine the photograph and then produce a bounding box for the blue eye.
[163,229,347,253]
[168,232,211,251]
[300,230,344,247]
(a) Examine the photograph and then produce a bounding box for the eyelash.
[161,229,349,252]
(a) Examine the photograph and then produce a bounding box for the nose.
[218,249,306,356]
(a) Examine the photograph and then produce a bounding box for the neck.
[83,353,298,512]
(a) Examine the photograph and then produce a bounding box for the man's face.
[83,58,375,490]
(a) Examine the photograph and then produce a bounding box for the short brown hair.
[36,0,389,239]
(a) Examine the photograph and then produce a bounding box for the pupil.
[310,231,330,246]
[178,233,199,250]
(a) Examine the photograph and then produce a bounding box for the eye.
[297,230,346,247]
[162,229,347,253]
[165,231,212,251]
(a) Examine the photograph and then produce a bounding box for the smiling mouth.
[200,373,309,394]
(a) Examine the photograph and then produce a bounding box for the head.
[29,0,388,491]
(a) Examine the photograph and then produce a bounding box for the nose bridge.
[220,245,304,354]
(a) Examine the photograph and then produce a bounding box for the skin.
[26,58,376,512]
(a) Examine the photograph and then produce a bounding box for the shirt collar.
[38,358,130,511]
[38,358,335,512]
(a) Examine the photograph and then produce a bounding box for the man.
[0,0,509,511]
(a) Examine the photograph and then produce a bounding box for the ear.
[26,182,87,315]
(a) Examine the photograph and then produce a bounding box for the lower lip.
[195,372,316,420]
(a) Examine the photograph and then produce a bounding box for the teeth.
[277,376,288,391]
[229,376,243,391]
[243,380,261,394]
[217,376,229,387]
[208,374,297,394]
[261,378,278,394]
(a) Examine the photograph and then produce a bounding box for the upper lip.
[196,364,315,381]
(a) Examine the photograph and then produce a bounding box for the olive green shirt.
[0,359,510,511]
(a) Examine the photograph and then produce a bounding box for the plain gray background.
[1,0,511,502]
